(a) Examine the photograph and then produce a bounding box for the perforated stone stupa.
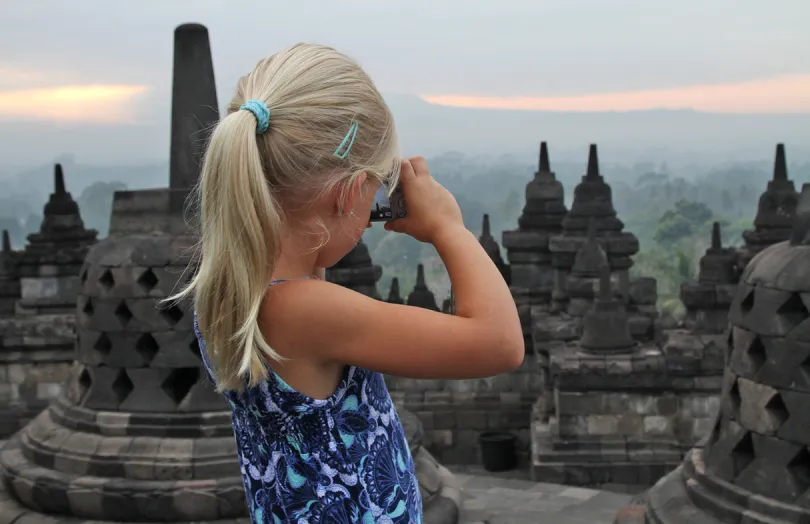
[0,23,244,523]
[615,183,810,524]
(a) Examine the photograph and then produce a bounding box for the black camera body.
[369,184,407,222]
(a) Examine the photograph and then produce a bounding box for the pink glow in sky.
[421,74,810,113]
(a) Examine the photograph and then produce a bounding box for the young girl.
[178,43,523,523]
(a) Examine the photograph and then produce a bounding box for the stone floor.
[0,439,631,523]
[449,466,632,524]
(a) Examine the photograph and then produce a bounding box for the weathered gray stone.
[615,179,810,524]
[739,144,799,267]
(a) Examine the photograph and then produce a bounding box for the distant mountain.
[1,93,808,175]
[384,94,810,164]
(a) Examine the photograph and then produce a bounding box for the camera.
[369,184,407,222]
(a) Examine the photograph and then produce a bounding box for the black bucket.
[479,431,517,472]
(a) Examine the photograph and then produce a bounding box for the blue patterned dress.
[193,281,422,524]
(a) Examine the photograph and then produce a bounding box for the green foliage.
[654,200,714,247]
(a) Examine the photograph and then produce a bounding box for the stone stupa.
[615,182,810,524]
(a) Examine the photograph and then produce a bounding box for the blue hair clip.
[240,99,271,134]
[333,121,358,159]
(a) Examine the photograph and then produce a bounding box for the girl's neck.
[273,229,321,282]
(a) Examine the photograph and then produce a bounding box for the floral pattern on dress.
[194,311,422,524]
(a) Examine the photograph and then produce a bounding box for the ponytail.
[170,109,284,391]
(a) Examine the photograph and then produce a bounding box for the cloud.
[421,74,810,114]
[0,84,151,124]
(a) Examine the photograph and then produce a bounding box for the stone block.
[627,396,657,416]
[433,411,456,430]
[415,411,435,430]
[681,282,716,309]
[627,315,654,338]
[424,391,452,405]
[35,382,62,400]
[602,393,631,414]
[655,395,679,416]
[499,392,522,405]
[737,377,782,435]
[643,416,672,435]
[557,415,588,437]
[605,358,634,375]
[6,364,26,384]
[557,391,605,414]
[693,376,722,390]
[629,277,657,305]
[587,415,619,435]
[431,430,453,447]
[684,395,721,418]
[616,414,644,436]
[455,410,487,430]
[0,383,15,403]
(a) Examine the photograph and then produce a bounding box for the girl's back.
[194,309,421,523]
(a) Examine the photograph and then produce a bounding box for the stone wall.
[0,314,74,437]
[387,353,544,465]
[531,327,726,492]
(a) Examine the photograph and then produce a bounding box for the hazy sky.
[0,0,809,126]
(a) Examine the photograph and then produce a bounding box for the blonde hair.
[169,44,400,391]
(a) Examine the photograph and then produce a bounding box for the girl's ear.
[334,172,368,216]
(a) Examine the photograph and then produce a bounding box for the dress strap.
[268,276,310,287]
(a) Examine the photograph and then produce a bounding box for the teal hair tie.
[333,121,358,159]
[240,99,270,134]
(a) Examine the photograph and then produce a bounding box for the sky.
[1,0,809,128]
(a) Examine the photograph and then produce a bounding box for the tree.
[654,214,695,246]
[654,200,714,247]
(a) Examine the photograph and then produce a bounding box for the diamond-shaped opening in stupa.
[111,370,134,404]
[740,287,755,314]
[746,336,767,375]
[787,447,810,498]
[161,367,200,405]
[82,296,94,317]
[189,338,202,361]
[78,367,92,402]
[114,301,133,327]
[731,431,755,480]
[99,269,115,290]
[135,333,160,365]
[160,304,184,326]
[728,377,742,418]
[80,267,88,284]
[799,353,810,384]
[777,293,810,333]
[764,392,789,430]
[93,333,112,358]
[136,268,159,292]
